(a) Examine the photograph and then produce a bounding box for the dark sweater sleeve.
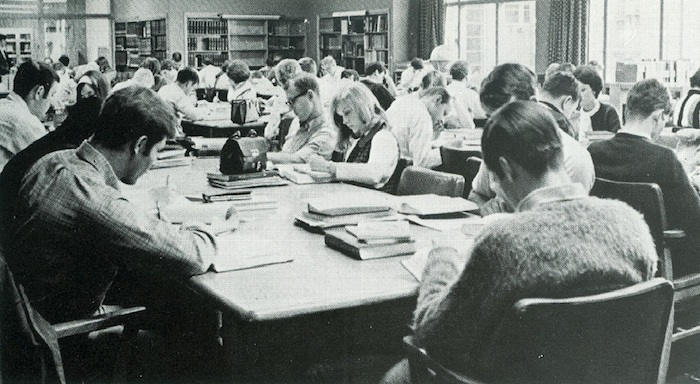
[604,106,621,133]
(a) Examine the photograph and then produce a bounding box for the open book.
[159,196,277,224]
[213,231,294,272]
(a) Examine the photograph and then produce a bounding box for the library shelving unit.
[185,14,307,70]
[0,29,32,66]
[114,19,166,81]
[317,10,389,75]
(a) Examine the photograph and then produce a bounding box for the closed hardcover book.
[324,228,415,260]
[307,196,391,216]
[295,209,399,230]
[207,170,279,182]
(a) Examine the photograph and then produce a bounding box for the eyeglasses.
[286,90,308,107]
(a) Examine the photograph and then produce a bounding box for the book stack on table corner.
[207,170,288,189]
[294,195,399,232]
[324,220,416,260]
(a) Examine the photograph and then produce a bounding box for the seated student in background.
[267,73,338,163]
[674,68,700,129]
[386,87,450,168]
[468,63,595,215]
[447,60,486,120]
[419,69,474,130]
[298,57,318,76]
[197,58,220,89]
[538,71,583,139]
[361,61,397,110]
[140,57,164,91]
[111,67,155,92]
[309,82,399,192]
[588,79,700,277]
[213,61,230,91]
[4,86,220,325]
[159,59,178,86]
[573,65,621,133]
[264,59,301,141]
[320,55,344,79]
[158,67,210,122]
[341,69,359,82]
[382,101,658,384]
[399,57,426,93]
[0,60,58,172]
[225,60,257,101]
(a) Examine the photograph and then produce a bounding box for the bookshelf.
[186,15,306,70]
[317,10,389,75]
[0,29,32,66]
[114,19,166,81]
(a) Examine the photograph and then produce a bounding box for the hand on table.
[308,155,335,174]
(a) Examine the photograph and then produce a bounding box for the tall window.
[444,0,536,86]
[589,0,700,83]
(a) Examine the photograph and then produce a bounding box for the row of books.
[365,35,387,50]
[188,20,228,35]
[365,15,387,32]
[268,22,305,36]
[365,50,387,65]
[188,53,228,67]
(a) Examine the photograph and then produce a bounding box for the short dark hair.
[140,57,161,75]
[13,60,60,100]
[92,86,177,151]
[202,58,213,66]
[625,79,671,121]
[482,100,563,179]
[573,65,604,97]
[365,61,386,75]
[410,58,424,70]
[226,60,250,83]
[172,52,182,63]
[58,54,70,67]
[449,60,469,81]
[298,57,317,75]
[95,57,111,73]
[542,71,580,102]
[418,86,450,104]
[421,70,446,89]
[160,59,176,71]
[480,63,537,114]
[288,73,320,96]
[176,67,199,85]
[341,69,359,81]
[690,68,700,88]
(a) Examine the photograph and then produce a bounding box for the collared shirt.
[281,112,339,161]
[0,92,47,172]
[10,141,216,322]
[158,83,209,121]
[386,94,441,168]
[515,183,588,212]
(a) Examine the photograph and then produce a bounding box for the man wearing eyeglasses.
[267,73,339,164]
[589,79,700,278]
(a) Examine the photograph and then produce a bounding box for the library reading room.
[2,0,700,383]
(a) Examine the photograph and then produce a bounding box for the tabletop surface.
[130,159,439,322]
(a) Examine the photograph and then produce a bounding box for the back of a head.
[226,60,250,83]
[161,59,176,71]
[298,57,318,76]
[542,71,580,102]
[480,63,537,114]
[13,60,60,100]
[625,79,671,122]
[573,65,603,98]
[449,60,469,82]
[131,68,155,88]
[341,69,359,81]
[95,56,110,72]
[482,100,563,179]
[410,57,424,70]
[365,61,386,75]
[202,58,213,66]
[275,59,302,87]
[289,72,320,95]
[421,70,447,89]
[418,86,450,104]
[58,54,70,67]
[172,52,183,63]
[176,67,200,85]
[321,55,336,69]
[93,86,177,151]
[140,57,161,75]
[690,68,700,88]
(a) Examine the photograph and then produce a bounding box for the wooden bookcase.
[0,29,32,66]
[114,19,166,81]
[317,10,390,75]
[186,15,306,70]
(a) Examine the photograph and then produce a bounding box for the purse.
[230,99,260,125]
[220,136,269,174]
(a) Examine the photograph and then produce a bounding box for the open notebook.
[212,226,294,272]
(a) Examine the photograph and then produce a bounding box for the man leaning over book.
[267,73,339,164]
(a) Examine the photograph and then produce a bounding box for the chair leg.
[658,304,674,384]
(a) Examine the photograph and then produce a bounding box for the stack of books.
[207,171,288,189]
[152,148,192,169]
[275,164,335,184]
[324,220,416,260]
[294,195,398,232]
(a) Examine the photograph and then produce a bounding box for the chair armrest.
[402,336,486,384]
[53,306,147,338]
[674,273,700,290]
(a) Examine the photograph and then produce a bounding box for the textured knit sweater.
[413,195,657,379]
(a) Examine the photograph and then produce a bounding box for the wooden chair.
[403,278,674,384]
[590,178,700,342]
[438,143,482,199]
[0,255,146,383]
[396,166,465,197]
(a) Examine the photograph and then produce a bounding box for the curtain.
[418,0,444,59]
[547,0,587,65]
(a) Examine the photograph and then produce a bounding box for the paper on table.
[404,213,479,232]
[401,238,476,282]
[213,229,294,272]
[398,195,479,216]
[160,196,277,224]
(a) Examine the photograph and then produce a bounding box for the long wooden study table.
[131,158,444,378]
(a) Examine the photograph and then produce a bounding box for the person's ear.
[498,156,515,183]
[33,85,45,101]
[133,135,149,156]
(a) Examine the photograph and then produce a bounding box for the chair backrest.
[397,166,465,197]
[590,178,671,278]
[462,157,482,199]
[439,145,481,173]
[405,278,674,384]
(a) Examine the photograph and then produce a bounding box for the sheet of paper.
[213,228,294,272]
[400,247,431,282]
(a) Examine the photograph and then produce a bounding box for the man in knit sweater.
[589,79,700,277]
[382,101,658,383]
